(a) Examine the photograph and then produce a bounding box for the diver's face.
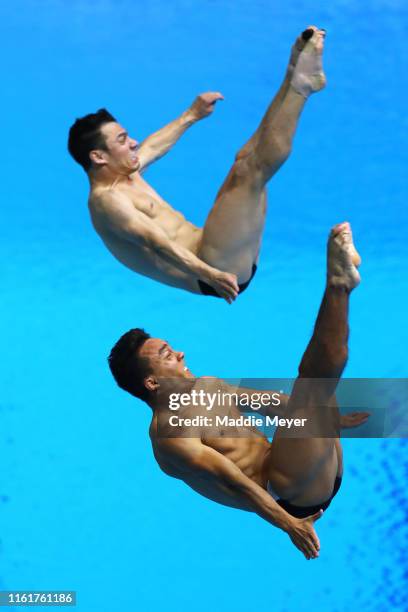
[139,338,193,379]
[100,122,140,174]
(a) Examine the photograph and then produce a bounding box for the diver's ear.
[145,375,159,393]
[89,149,108,168]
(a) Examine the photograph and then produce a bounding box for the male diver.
[68,27,326,303]
[107,223,369,559]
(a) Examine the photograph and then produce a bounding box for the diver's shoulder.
[88,184,125,213]
[149,415,159,440]
[149,423,183,477]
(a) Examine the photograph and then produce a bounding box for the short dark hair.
[68,108,116,171]
[108,328,152,401]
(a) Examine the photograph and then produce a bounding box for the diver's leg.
[236,27,313,160]
[199,27,326,281]
[266,223,360,503]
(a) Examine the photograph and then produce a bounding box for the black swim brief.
[275,476,342,519]
[197,263,258,298]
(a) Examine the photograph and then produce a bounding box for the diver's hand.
[287,510,323,560]
[189,92,224,120]
[203,269,239,304]
[340,411,371,429]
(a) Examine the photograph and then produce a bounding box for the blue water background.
[1,1,407,610]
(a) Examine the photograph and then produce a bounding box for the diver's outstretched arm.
[157,435,322,560]
[136,92,224,171]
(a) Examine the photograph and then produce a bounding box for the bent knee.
[271,134,292,164]
[229,155,263,189]
[299,344,348,378]
[234,136,292,184]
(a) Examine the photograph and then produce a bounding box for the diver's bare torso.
[149,376,343,511]
[154,440,270,512]
[89,172,202,292]
[150,388,271,511]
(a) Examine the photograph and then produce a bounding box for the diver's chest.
[123,186,162,219]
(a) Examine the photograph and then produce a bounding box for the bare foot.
[327,222,361,290]
[290,27,327,98]
[287,26,318,76]
[286,29,310,78]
